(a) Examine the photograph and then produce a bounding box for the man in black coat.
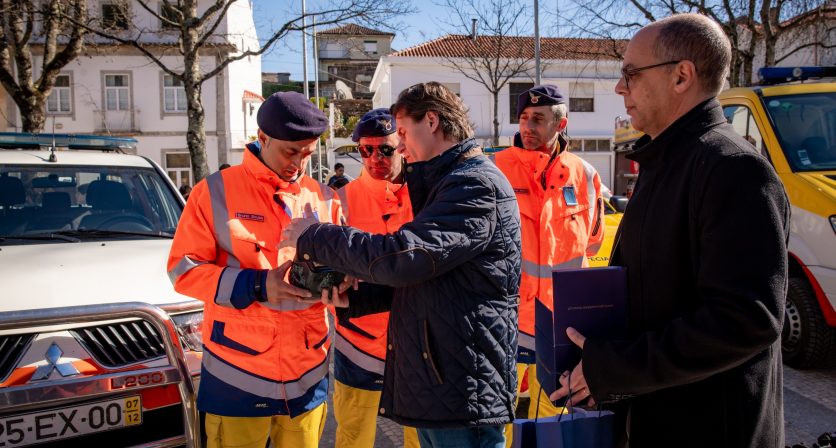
[550,13,790,447]
[282,82,522,448]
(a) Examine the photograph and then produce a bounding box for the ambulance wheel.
[782,278,836,369]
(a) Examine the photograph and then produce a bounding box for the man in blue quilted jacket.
[282,82,522,448]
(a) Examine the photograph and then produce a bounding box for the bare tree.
[0,0,88,132]
[436,0,535,146]
[69,0,412,182]
[556,0,833,87]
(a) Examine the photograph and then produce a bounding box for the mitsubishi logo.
[31,343,80,380]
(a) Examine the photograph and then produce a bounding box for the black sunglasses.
[358,144,397,158]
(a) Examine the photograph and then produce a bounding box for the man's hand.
[265,260,312,304]
[279,204,319,250]
[300,275,358,306]
[549,327,594,406]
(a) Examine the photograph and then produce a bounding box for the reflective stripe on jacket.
[167,147,342,417]
[334,170,413,389]
[494,145,604,357]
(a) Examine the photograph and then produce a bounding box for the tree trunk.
[19,95,46,132]
[728,51,741,87]
[182,2,210,183]
[185,77,210,182]
[492,91,499,146]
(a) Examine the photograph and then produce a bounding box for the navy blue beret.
[257,92,327,141]
[517,85,566,118]
[351,108,397,142]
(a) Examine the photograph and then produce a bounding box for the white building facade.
[0,0,263,187]
[370,35,628,187]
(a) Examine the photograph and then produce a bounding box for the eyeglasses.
[620,60,682,89]
[358,144,397,158]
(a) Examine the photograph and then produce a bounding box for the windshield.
[764,91,836,172]
[0,164,182,240]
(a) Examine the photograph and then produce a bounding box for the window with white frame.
[47,74,72,114]
[568,139,612,152]
[101,1,129,30]
[363,40,378,55]
[163,74,187,112]
[105,74,130,111]
[165,152,192,187]
[569,82,594,112]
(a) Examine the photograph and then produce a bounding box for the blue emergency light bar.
[758,66,836,85]
[0,132,138,152]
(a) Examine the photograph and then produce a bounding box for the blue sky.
[252,1,450,81]
[251,0,563,81]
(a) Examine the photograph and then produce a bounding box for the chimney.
[471,19,478,42]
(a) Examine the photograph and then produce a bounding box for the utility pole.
[313,17,323,182]
[302,0,311,176]
[534,0,541,84]
[302,0,309,99]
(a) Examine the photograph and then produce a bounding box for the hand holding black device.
[289,259,346,300]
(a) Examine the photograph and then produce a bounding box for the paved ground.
[319,360,836,447]
[783,363,836,445]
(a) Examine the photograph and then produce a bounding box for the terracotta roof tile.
[243,90,264,102]
[391,35,627,60]
[317,24,395,36]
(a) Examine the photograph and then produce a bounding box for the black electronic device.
[289,259,346,299]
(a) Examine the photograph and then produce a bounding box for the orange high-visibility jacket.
[333,171,413,390]
[167,147,342,417]
[493,145,604,361]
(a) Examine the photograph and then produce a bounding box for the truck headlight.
[171,311,203,352]
[831,215,836,236]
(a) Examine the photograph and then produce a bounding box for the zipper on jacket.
[422,320,444,385]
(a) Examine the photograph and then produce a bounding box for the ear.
[425,111,440,133]
[672,60,698,94]
[557,116,568,133]
[257,129,268,145]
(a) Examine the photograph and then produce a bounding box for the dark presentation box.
[535,266,628,395]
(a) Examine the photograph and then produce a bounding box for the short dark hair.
[390,82,474,141]
[653,13,731,95]
[334,163,344,170]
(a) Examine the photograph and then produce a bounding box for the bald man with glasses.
[550,14,789,447]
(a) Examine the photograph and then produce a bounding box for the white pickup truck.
[0,134,203,447]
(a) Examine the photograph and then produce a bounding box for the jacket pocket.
[304,316,330,350]
[420,319,444,385]
[210,320,275,355]
[340,313,388,340]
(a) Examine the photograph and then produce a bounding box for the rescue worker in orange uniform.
[331,108,419,448]
[491,85,604,436]
[167,92,341,448]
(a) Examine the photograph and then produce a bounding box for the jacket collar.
[627,98,726,166]
[242,141,302,194]
[356,167,406,195]
[405,138,479,212]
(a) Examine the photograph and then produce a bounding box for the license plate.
[0,396,142,447]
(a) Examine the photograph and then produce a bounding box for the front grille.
[72,320,165,368]
[0,334,33,381]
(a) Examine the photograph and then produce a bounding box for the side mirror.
[610,195,629,213]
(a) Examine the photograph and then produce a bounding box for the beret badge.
[529,92,540,104]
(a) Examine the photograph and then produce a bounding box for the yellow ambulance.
[719,67,836,368]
